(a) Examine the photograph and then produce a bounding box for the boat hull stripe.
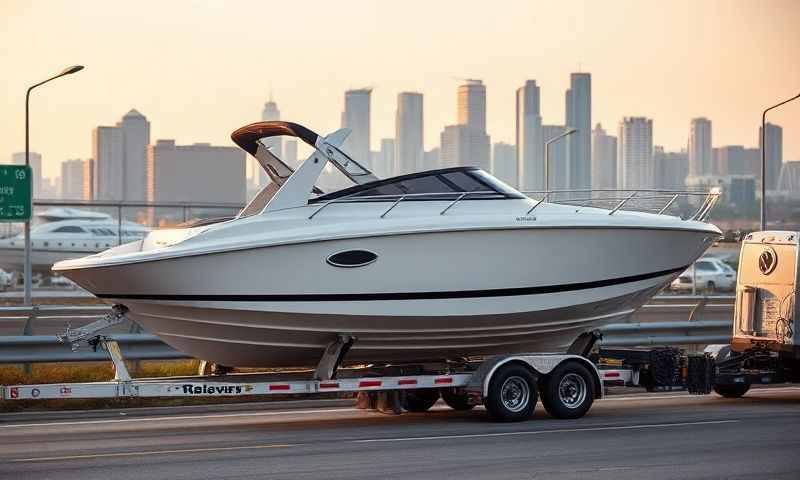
[95,265,686,302]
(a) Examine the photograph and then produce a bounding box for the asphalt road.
[1,387,799,480]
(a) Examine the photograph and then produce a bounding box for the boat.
[53,121,723,368]
[0,210,149,274]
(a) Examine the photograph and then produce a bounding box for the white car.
[671,257,736,293]
[0,268,11,291]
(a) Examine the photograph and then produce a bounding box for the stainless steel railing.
[308,187,721,221]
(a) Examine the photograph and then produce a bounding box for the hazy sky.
[2,0,799,179]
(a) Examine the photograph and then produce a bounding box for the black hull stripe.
[96,265,686,302]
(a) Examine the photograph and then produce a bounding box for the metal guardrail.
[0,297,735,364]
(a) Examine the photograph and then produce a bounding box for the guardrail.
[0,297,735,364]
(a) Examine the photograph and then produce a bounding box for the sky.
[1,0,799,179]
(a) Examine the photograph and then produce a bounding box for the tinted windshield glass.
[312,167,524,202]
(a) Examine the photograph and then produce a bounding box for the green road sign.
[0,165,32,222]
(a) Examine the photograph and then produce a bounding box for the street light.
[760,93,800,231]
[24,65,84,305]
[544,128,577,192]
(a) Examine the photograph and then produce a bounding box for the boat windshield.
[311,167,524,203]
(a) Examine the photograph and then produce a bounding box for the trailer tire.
[540,361,595,419]
[403,389,440,412]
[713,383,750,398]
[441,388,475,411]
[484,363,538,422]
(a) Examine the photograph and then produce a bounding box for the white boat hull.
[61,226,715,367]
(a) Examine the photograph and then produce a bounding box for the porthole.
[326,250,378,268]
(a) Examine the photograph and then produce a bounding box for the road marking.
[0,407,361,429]
[352,419,741,443]
[11,443,300,463]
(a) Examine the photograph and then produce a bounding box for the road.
[1,387,799,479]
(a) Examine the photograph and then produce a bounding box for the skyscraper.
[688,117,713,177]
[260,99,282,187]
[11,152,42,198]
[120,109,150,201]
[492,142,516,187]
[617,117,654,189]
[371,138,395,178]
[591,123,617,190]
[341,88,372,169]
[542,125,570,190]
[760,122,783,190]
[60,159,85,200]
[653,147,689,189]
[424,148,440,171]
[395,92,424,175]
[714,145,759,177]
[516,80,543,190]
[565,73,591,190]
[91,110,150,201]
[440,124,491,171]
[777,161,800,194]
[92,125,124,200]
[442,80,490,171]
[457,79,486,132]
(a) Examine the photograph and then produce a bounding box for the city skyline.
[2,1,798,179]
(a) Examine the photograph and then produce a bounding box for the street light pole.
[544,128,577,192]
[760,93,800,231]
[24,65,84,305]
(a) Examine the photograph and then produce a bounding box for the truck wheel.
[484,363,538,422]
[441,388,475,411]
[713,383,750,398]
[540,361,595,419]
[403,389,440,412]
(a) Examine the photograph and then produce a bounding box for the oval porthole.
[326,250,377,268]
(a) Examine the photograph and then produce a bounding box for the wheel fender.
[466,354,603,400]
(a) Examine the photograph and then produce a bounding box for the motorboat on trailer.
[53,121,723,368]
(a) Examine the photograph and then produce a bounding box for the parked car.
[47,274,76,289]
[670,257,736,293]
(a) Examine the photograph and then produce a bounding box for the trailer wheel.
[713,383,750,398]
[484,363,538,422]
[540,361,595,419]
[403,389,440,412]
[441,388,475,411]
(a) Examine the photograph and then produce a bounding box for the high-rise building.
[283,139,298,166]
[60,159,85,200]
[492,142,516,187]
[92,125,124,200]
[516,80,543,190]
[653,147,689,189]
[120,109,150,201]
[542,125,570,190]
[147,140,246,205]
[591,123,617,189]
[440,124,491,171]
[91,110,150,201]
[376,138,396,178]
[714,145,759,177]
[259,99,282,187]
[395,92,424,176]
[760,122,783,190]
[341,88,372,169]
[11,152,42,198]
[457,80,486,132]
[565,73,591,190]
[443,80,490,171]
[688,117,713,177]
[617,117,654,189]
[778,161,800,194]
[82,159,94,200]
[424,148,440,171]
